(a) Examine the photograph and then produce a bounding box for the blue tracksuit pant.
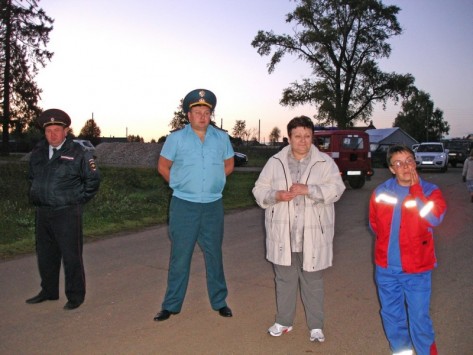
[375,266,436,355]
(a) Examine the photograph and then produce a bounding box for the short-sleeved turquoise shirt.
[160,124,234,203]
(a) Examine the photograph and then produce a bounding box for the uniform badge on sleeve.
[89,158,97,171]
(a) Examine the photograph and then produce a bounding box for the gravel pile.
[95,142,162,168]
[20,142,163,168]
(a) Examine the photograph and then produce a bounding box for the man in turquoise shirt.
[154,89,235,321]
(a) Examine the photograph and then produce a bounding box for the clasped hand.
[276,183,308,201]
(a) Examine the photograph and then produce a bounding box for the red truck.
[313,129,374,189]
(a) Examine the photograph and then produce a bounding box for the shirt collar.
[49,139,66,153]
[288,148,311,162]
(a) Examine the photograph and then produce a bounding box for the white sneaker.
[310,328,325,342]
[268,323,293,336]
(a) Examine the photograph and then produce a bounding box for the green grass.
[0,163,261,260]
[235,145,278,167]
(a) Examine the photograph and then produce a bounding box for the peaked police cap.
[182,89,217,114]
[37,109,71,128]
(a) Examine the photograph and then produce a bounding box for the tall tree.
[269,127,281,143]
[0,0,54,155]
[394,90,449,142]
[79,118,101,146]
[232,120,247,139]
[169,99,188,130]
[252,0,414,128]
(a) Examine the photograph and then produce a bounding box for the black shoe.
[218,306,233,317]
[64,301,82,310]
[25,292,59,304]
[153,309,179,321]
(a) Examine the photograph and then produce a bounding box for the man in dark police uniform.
[26,109,100,310]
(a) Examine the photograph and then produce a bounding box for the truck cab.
[313,129,373,189]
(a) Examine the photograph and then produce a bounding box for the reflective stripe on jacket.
[369,178,447,273]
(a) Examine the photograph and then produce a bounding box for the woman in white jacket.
[253,116,345,343]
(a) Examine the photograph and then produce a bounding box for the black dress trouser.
[35,205,85,303]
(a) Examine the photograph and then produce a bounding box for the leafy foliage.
[0,0,54,154]
[169,99,188,130]
[251,0,415,127]
[394,90,450,142]
[232,120,247,138]
[127,135,144,142]
[79,118,101,145]
[269,126,281,143]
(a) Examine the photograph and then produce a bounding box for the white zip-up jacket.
[252,145,345,272]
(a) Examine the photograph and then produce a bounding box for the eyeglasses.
[391,158,416,169]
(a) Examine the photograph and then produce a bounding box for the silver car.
[414,142,449,172]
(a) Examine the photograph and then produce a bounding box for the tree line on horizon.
[1,0,450,155]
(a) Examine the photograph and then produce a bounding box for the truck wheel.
[348,176,365,189]
[441,165,448,173]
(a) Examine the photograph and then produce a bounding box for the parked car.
[73,139,96,154]
[414,142,449,172]
[442,139,473,167]
[234,152,248,167]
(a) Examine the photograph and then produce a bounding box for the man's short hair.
[287,116,314,137]
[386,145,415,167]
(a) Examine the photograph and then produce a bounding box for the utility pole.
[258,119,261,143]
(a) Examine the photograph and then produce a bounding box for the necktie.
[51,148,57,159]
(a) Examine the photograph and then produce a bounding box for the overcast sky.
[35,0,473,142]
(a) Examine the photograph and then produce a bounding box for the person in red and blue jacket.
[369,145,447,355]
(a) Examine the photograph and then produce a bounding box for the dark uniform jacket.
[29,137,100,208]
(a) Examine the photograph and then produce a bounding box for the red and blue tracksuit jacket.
[369,178,447,273]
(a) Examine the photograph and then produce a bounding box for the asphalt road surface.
[1,167,471,354]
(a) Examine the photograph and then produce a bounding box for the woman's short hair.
[287,116,314,137]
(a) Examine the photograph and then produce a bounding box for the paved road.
[0,168,471,354]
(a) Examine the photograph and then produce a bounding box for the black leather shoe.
[153,309,179,321]
[218,306,233,317]
[64,301,82,310]
[25,293,59,304]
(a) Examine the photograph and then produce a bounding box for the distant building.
[367,127,418,167]
[367,127,418,150]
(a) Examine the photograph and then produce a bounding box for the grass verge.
[0,163,260,260]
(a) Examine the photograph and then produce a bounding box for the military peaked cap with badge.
[37,109,71,128]
[182,89,217,114]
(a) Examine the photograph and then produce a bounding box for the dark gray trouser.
[35,205,85,303]
[273,252,324,329]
